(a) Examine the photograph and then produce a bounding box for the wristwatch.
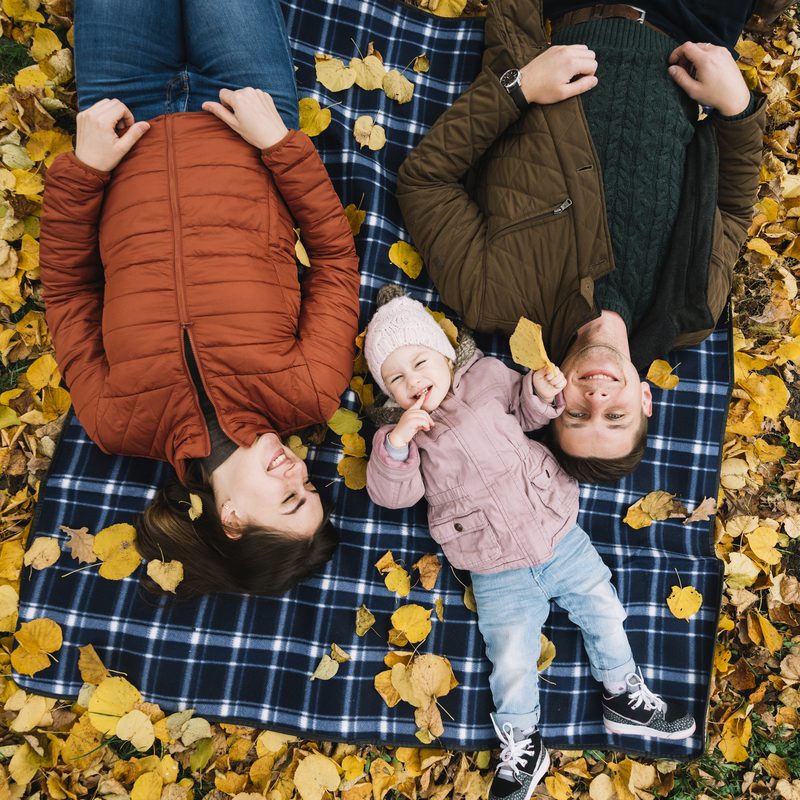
[500,68,527,112]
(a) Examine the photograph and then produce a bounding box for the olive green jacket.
[396,0,766,364]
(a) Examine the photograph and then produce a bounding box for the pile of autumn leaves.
[1,0,800,798]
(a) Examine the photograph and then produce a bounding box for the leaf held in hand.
[509,317,552,372]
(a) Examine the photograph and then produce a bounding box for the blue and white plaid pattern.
[17,0,728,756]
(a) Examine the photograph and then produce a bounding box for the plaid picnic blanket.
[16,0,729,757]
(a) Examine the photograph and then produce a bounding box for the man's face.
[553,344,652,458]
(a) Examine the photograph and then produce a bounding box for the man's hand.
[668,42,751,116]
[387,393,434,448]
[532,364,566,405]
[519,45,598,105]
[74,99,150,172]
[203,88,289,150]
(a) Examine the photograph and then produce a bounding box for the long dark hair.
[135,460,339,599]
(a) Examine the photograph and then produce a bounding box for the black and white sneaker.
[602,671,696,740]
[488,717,550,800]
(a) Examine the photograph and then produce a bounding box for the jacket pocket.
[429,508,502,571]
[489,198,572,242]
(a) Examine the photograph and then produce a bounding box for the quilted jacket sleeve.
[366,425,426,510]
[40,152,111,445]
[396,67,523,330]
[706,96,766,321]
[262,131,361,421]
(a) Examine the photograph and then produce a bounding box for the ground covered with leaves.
[0,0,800,798]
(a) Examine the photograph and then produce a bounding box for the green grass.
[0,37,34,83]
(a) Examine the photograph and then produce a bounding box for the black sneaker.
[488,718,550,800]
[602,671,696,740]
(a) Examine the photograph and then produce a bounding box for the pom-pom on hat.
[365,292,456,396]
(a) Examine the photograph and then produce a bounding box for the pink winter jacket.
[366,351,579,574]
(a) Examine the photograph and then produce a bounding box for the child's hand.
[387,393,434,448]
[532,365,566,404]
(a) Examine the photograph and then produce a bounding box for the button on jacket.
[366,352,579,574]
[41,114,360,482]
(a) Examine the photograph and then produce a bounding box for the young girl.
[365,290,694,800]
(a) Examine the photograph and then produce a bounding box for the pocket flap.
[431,509,488,544]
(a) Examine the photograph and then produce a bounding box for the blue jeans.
[471,525,636,730]
[74,0,299,128]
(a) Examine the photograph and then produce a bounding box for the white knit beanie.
[365,296,456,395]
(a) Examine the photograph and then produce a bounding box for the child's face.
[381,345,453,412]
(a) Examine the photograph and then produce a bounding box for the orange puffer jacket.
[41,113,360,482]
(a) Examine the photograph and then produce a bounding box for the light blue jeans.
[74,0,299,128]
[471,525,636,730]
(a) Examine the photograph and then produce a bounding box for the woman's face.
[211,432,323,537]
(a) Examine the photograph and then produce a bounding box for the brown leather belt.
[550,4,666,35]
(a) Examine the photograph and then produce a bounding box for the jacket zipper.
[167,118,209,451]
[166,116,189,326]
[490,197,573,241]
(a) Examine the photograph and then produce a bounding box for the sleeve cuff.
[384,434,410,462]
[716,92,758,121]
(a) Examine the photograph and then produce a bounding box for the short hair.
[135,460,338,599]
[545,413,649,484]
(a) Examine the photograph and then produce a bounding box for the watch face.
[501,69,520,89]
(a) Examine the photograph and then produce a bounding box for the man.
[396,0,775,482]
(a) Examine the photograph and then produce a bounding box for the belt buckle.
[628,4,646,23]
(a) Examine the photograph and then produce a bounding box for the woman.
[40,0,361,597]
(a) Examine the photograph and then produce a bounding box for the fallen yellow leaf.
[93,523,141,580]
[646,359,679,390]
[388,240,423,280]
[666,585,702,620]
[298,97,332,137]
[11,617,62,676]
[293,753,341,800]
[314,54,355,92]
[391,604,432,644]
[353,115,386,151]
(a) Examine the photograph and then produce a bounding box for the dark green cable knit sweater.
[552,19,697,330]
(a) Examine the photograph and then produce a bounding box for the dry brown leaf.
[61,524,97,564]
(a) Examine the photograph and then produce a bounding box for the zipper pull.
[554,198,573,214]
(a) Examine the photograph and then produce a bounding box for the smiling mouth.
[413,386,432,400]
[579,371,619,382]
[267,451,287,471]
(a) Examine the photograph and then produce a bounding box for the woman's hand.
[387,393,434,448]
[532,364,566,404]
[74,99,150,172]
[203,88,289,149]
[519,44,598,105]
[668,42,751,116]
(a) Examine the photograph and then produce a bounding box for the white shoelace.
[625,670,667,713]
[492,719,533,782]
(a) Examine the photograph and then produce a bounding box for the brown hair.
[135,461,338,599]
[545,414,649,484]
